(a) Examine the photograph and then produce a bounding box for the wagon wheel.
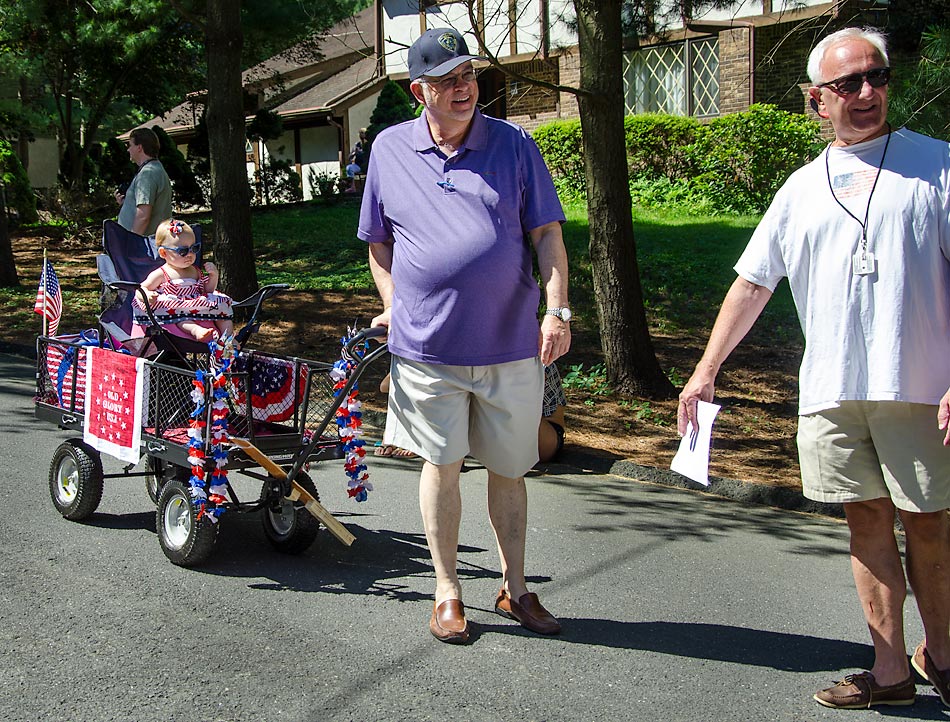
[145,457,190,505]
[48,439,104,521]
[260,472,321,554]
[156,480,218,567]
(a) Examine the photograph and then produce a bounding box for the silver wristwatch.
[544,307,572,323]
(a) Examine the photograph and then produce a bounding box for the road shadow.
[448,617,950,714]
[85,511,156,532]
[542,618,868,671]
[527,471,851,556]
[173,513,553,604]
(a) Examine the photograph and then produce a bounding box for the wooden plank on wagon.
[287,483,355,546]
[229,437,355,547]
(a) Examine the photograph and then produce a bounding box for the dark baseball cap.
[408,27,485,81]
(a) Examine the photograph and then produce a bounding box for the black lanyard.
[824,124,892,255]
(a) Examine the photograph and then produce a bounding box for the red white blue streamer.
[187,338,236,522]
[331,332,371,502]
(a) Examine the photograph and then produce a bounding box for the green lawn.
[561,199,800,343]
[251,203,373,289]
[5,199,802,347]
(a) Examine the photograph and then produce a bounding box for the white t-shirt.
[735,128,950,414]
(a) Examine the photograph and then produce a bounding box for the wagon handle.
[232,284,291,346]
[282,326,389,485]
[344,326,388,357]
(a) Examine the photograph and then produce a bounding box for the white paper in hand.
[670,400,722,487]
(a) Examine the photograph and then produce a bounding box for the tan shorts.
[384,355,543,479]
[797,401,950,512]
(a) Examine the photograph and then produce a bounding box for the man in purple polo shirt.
[358,27,571,644]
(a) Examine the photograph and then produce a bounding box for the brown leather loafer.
[494,588,561,635]
[912,644,950,707]
[429,599,469,644]
[814,671,915,709]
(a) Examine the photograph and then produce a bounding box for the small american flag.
[34,259,63,337]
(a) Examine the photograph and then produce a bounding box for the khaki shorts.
[797,401,950,512]
[384,355,543,479]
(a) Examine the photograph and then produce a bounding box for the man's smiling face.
[810,39,889,147]
[416,61,479,128]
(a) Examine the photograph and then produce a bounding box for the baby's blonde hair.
[155,218,195,247]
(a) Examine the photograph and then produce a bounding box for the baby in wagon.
[133,218,233,342]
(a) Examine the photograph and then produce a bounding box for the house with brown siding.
[377,0,875,130]
[135,0,878,202]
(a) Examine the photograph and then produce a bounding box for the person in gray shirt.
[115,127,172,236]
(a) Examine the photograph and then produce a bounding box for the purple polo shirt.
[357,110,565,366]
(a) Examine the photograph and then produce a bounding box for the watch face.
[560,308,572,322]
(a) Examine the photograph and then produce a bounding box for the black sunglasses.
[162,241,201,258]
[818,67,890,95]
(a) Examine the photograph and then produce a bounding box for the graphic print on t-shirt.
[831,169,878,198]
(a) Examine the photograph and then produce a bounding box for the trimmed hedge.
[533,119,586,197]
[684,104,824,214]
[534,104,823,214]
[624,113,700,179]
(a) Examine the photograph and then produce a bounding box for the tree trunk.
[573,0,673,398]
[205,0,258,301]
[0,185,18,287]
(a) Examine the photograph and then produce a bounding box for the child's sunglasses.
[817,67,890,96]
[163,242,201,257]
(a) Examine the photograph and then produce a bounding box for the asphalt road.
[0,352,944,722]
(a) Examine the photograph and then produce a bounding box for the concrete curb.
[557,449,845,519]
[0,340,36,360]
[7,345,842,521]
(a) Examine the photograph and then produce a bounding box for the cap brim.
[421,54,487,79]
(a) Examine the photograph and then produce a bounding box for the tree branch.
[462,0,593,99]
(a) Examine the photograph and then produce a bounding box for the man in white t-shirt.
[678,27,950,710]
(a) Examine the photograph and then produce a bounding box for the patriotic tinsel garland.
[330,333,372,502]
[187,338,236,522]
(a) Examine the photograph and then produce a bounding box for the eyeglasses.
[162,242,201,257]
[817,67,890,95]
[422,69,478,92]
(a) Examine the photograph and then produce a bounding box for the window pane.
[692,37,720,117]
[624,44,685,115]
[624,37,719,117]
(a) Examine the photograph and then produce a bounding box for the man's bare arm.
[677,277,772,435]
[131,204,153,236]
[530,221,571,366]
[368,239,395,329]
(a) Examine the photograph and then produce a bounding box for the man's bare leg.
[487,471,528,600]
[419,459,464,604]
[901,509,950,670]
[844,498,911,685]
